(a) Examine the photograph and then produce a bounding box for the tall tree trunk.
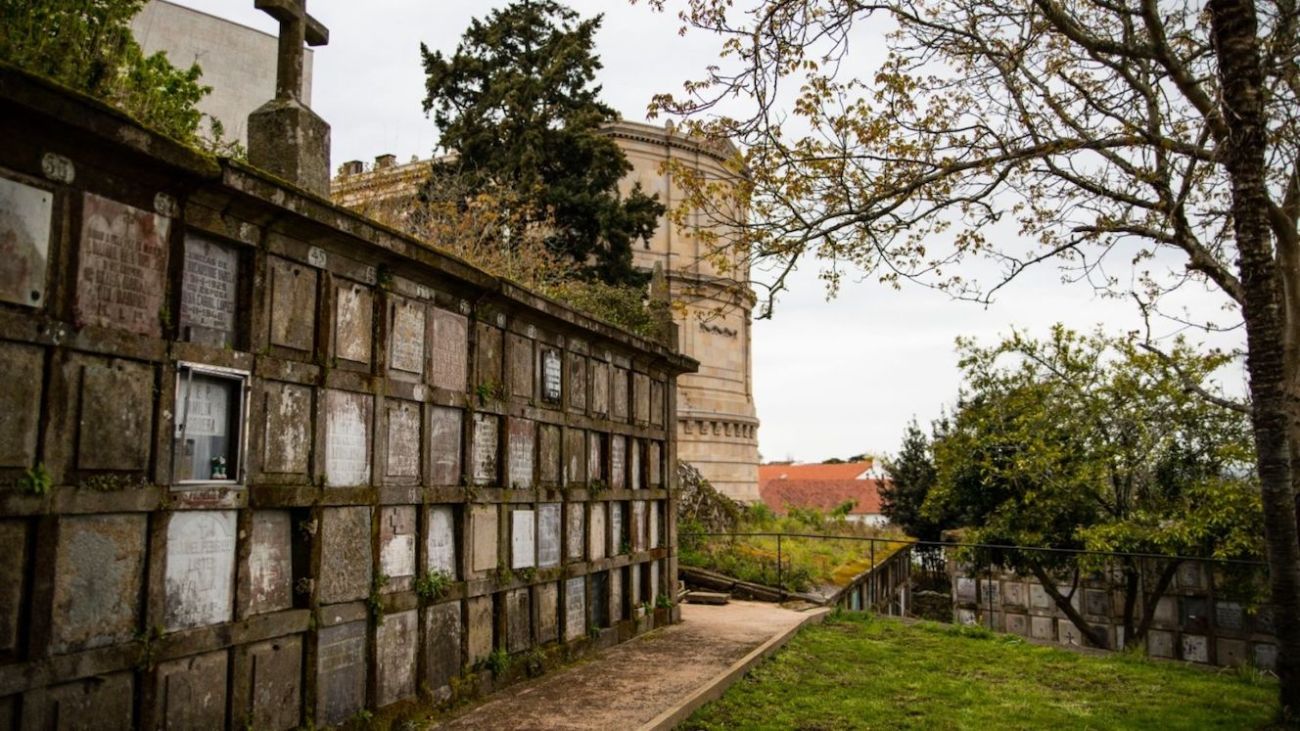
[1209,0,1300,715]
[1026,561,1108,649]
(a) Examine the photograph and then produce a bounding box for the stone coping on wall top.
[0,61,699,374]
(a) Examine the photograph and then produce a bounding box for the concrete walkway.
[432,600,828,731]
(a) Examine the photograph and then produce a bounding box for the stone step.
[684,590,731,605]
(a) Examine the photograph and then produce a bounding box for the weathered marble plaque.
[512,509,536,569]
[630,440,642,491]
[424,602,462,697]
[628,563,642,607]
[430,308,469,391]
[1028,583,1052,609]
[50,514,146,653]
[612,367,629,420]
[78,359,152,471]
[507,588,532,653]
[319,507,372,604]
[377,609,418,707]
[0,176,52,307]
[564,428,586,486]
[316,621,367,726]
[472,413,499,485]
[564,577,586,641]
[539,424,562,485]
[610,503,624,554]
[1182,634,1209,663]
[1147,629,1175,658]
[43,672,134,730]
[610,435,626,489]
[75,193,170,336]
[1255,643,1278,671]
[475,321,504,389]
[389,297,426,374]
[611,570,624,623]
[1084,589,1108,616]
[589,504,607,561]
[262,381,311,475]
[508,418,535,489]
[1029,615,1055,640]
[1215,601,1244,631]
[466,595,494,665]
[1002,581,1025,607]
[429,406,463,485]
[470,504,498,574]
[649,442,663,487]
[979,580,1000,605]
[0,522,26,653]
[157,650,227,730]
[380,506,417,587]
[650,561,661,601]
[335,282,373,364]
[1005,613,1029,636]
[591,361,609,415]
[385,401,421,480]
[179,233,238,347]
[427,505,457,578]
[249,636,302,731]
[650,381,665,426]
[591,571,610,629]
[0,342,42,468]
[566,504,585,562]
[245,511,292,615]
[325,390,371,487]
[1218,638,1248,667]
[268,256,317,351]
[538,503,561,568]
[508,333,534,399]
[649,503,660,549]
[537,582,560,643]
[164,510,236,631]
[588,432,604,484]
[634,372,650,423]
[631,502,646,553]
[567,352,586,412]
[541,349,562,404]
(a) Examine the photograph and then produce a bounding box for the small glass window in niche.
[174,363,249,484]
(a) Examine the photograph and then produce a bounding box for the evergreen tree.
[420,1,664,286]
[881,419,944,542]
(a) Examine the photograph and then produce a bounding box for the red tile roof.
[758,461,888,516]
[758,461,874,482]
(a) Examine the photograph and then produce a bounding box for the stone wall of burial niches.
[0,67,691,730]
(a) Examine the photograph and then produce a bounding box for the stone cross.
[255,0,328,102]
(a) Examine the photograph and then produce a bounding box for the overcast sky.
[168,1,1245,463]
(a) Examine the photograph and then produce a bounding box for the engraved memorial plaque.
[430,309,468,391]
[566,504,584,561]
[631,501,646,552]
[508,333,534,400]
[379,506,417,584]
[537,582,560,643]
[325,390,371,487]
[650,380,665,426]
[565,577,586,641]
[164,510,237,631]
[245,511,292,615]
[649,502,660,549]
[610,502,624,554]
[76,193,170,336]
[429,406,463,485]
[320,508,372,603]
[50,514,146,653]
[335,283,373,364]
[472,413,499,485]
[508,418,535,489]
[507,588,532,653]
[268,256,317,351]
[648,442,662,487]
[630,440,642,490]
[512,509,536,569]
[612,367,629,420]
[610,435,626,490]
[564,428,586,486]
[634,373,650,424]
[539,424,562,486]
[1182,634,1209,663]
[316,621,367,726]
[538,503,561,568]
[427,505,457,578]
[588,432,604,484]
[589,503,607,561]
[542,348,562,404]
[567,352,586,412]
[470,505,498,574]
[0,176,52,307]
[424,602,462,696]
[179,233,238,347]
[475,321,504,389]
[262,381,311,475]
[466,596,493,665]
[377,610,418,707]
[385,401,421,480]
[389,297,426,374]
[591,361,609,415]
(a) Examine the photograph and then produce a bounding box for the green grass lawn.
[685,615,1281,730]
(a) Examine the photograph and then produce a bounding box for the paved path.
[432,600,828,731]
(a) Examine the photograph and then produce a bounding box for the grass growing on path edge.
[684,614,1282,731]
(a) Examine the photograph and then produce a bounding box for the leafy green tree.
[881,419,946,543]
[923,326,1262,648]
[421,1,664,286]
[0,0,214,145]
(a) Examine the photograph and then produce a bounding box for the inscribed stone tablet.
[472,413,499,485]
[610,435,626,490]
[1182,634,1209,663]
[508,333,534,400]
[588,432,604,484]
[377,609,418,707]
[75,193,170,336]
[44,672,135,731]
[470,504,498,574]
[316,621,367,726]
[979,580,1000,605]
[650,380,664,426]
[262,381,311,474]
[612,367,629,420]
[611,570,624,623]
[335,282,373,364]
[424,602,462,697]
[325,390,371,487]
[648,442,662,487]
[631,502,646,553]
[955,578,976,603]
[1218,638,1248,667]
[1215,601,1244,631]
[1028,583,1052,609]
[634,373,650,423]
[319,507,372,604]
[1147,629,1175,658]
[1029,616,1054,640]
[78,358,152,471]
[249,636,301,731]
[379,506,417,586]
[630,440,642,491]
[566,504,585,562]
[649,503,660,549]
[1005,613,1029,636]
[1002,581,1025,608]
[385,401,421,480]
[1255,643,1278,671]
[165,510,237,631]
[541,348,562,404]
[650,561,661,601]
[179,233,238,347]
[537,582,559,643]
[512,509,536,569]
[475,321,504,389]
[0,342,41,468]
[609,503,624,555]
[429,406,463,485]
[589,504,607,561]
[245,511,292,615]
[51,514,146,653]
[508,418,535,488]
[591,361,609,415]
[268,256,317,351]
[628,564,641,607]
[1056,622,1083,646]
[538,503,561,568]
[466,595,494,665]
[564,428,586,486]
[564,577,586,641]
[567,353,586,412]
[389,298,426,374]
[0,176,51,307]
[539,424,562,486]
[427,505,457,578]
[430,309,468,391]
[1084,589,1108,616]
[507,588,532,653]
[1177,562,1203,589]
[157,650,228,730]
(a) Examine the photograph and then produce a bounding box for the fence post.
[870,540,876,608]
[776,534,783,593]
